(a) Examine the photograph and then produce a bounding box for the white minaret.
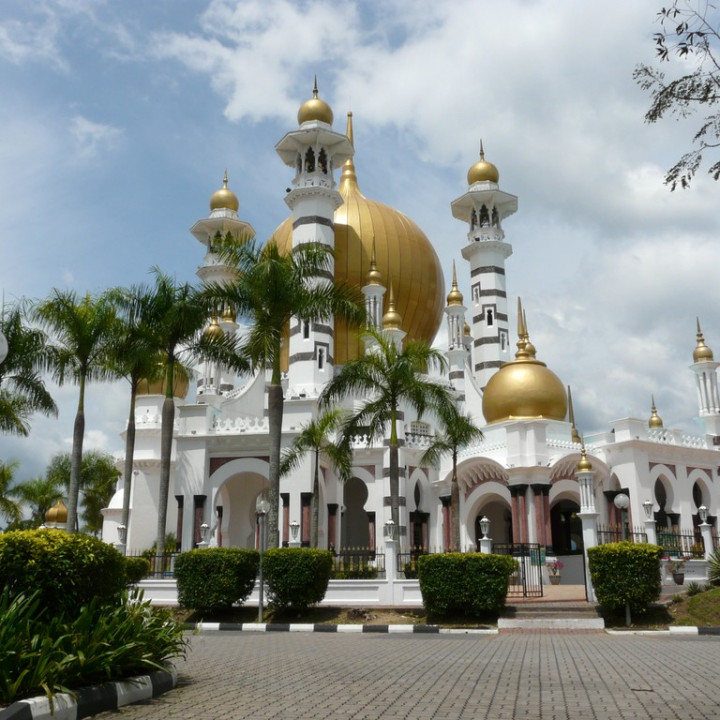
[450,143,517,390]
[445,261,467,396]
[690,318,720,438]
[190,171,255,398]
[275,79,353,397]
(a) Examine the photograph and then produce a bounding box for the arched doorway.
[474,500,512,548]
[550,499,583,555]
[215,472,268,549]
[341,477,372,548]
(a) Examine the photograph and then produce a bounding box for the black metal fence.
[397,548,429,579]
[130,553,180,579]
[331,548,385,579]
[656,529,703,558]
[597,525,648,544]
[493,543,544,598]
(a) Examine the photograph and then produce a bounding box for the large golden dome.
[136,362,189,399]
[272,113,445,364]
[482,304,567,423]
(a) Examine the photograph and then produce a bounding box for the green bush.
[708,546,720,586]
[417,553,516,617]
[263,548,333,611]
[124,556,152,584]
[0,588,186,705]
[587,542,662,614]
[0,529,126,619]
[174,548,259,614]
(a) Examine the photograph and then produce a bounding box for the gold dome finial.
[464,321,471,337]
[576,443,593,473]
[340,111,359,190]
[297,76,334,126]
[515,298,529,360]
[649,395,664,429]
[522,308,536,359]
[366,236,383,286]
[568,386,581,443]
[694,317,714,362]
[222,305,236,323]
[467,139,500,185]
[209,169,239,212]
[446,261,463,306]
[204,315,224,340]
[383,283,403,330]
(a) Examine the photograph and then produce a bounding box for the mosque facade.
[103,86,720,575]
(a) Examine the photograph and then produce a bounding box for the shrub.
[263,548,333,611]
[174,548,259,614]
[708,546,720,586]
[686,581,704,596]
[124,556,152,584]
[417,553,516,617]
[0,529,126,619]
[587,541,662,614]
[0,588,186,705]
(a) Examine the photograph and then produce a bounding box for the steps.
[499,600,605,631]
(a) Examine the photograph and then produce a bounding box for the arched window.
[491,207,499,227]
[470,209,477,229]
[318,149,328,174]
[296,154,302,175]
[302,321,310,339]
[486,308,494,326]
[305,148,315,173]
[479,205,490,227]
[317,347,325,370]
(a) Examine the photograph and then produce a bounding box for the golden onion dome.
[382,285,403,330]
[694,318,714,362]
[45,499,67,524]
[210,170,239,212]
[467,141,500,185]
[446,262,463,306]
[136,363,189,399]
[204,316,224,340]
[576,449,593,473]
[297,77,333,126]
[648,397,663,429]
[482,301,567,424]
[464,321,471,337]
[272,112,445,364]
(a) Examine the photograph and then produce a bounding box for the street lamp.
[383,519,396,541]
[643,500,653,521]
[290,519,300,541]
[479,516,490,539]
[699,505,708,524]
[613,493,630,541]
[256,496,271,623]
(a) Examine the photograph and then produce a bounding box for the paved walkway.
[94,631,720,720]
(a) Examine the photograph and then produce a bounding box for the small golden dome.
[576,449,593,473]
[136,362,189,399]
[222,305,236,323]
[467,141,500,185]
[366,239,383,286]
[46,499,67,524]
[694,318,714,362]
[383,285,403,330]
[297,77,333,126]
[649,397,663,429]
[204,316,224,340]
[482,300,567,424]
[210,170,239,212]
[464,322,471,337]
[446,262,463,306]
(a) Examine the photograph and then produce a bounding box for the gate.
[493,543,544,598]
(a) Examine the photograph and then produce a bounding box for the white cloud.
[69,116,123,160]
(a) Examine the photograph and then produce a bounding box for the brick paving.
[92,632,720,719]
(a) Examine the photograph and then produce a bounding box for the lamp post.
[116,524,127,554]
[478,516,492,555]
[289,519,301,548]
[198,522,210,548]
[642,499,657,545]
[698,505,713,559]
[256,496,271,623]
[614,493,630,541]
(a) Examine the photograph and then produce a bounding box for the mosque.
[102,84,720,575]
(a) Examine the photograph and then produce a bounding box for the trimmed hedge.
[124,556,152,584]
[174,547,259,614]
[0,528,126,618]
[587,541,662,613]
[263,548,333,611]
[417,553,516,617]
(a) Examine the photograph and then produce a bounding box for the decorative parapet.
[648,428,707,448]
[458,439,506,458]
[547,438,584,451]
[404,430,433,450]
[212,415,269,434]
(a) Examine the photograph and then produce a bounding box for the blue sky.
[2,0,720,484]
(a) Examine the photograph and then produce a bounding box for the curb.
[0,666,177,720]
[186,622,497,635]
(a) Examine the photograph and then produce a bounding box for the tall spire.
[649,395,664,429]
[694,317,714,362]
[340,111,359,190]
[568,386,581,443]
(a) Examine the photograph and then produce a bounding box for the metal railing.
[129,552,180,579]
[656,529,702,557]
[397,548,430,579]
[597,525,648,544]
[331,548,385,579]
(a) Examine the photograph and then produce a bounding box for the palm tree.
[105,283,165,547]
[9,472,62,526]
[33,290,117,533]
[279,409,352,547]
[0,460,21,526]
[0,303,57,436]
[320,329,454,535]
[421,406,484,551]
[208,239,363,548]
[144,270,248,557]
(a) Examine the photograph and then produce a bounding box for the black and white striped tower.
[451,143,517,390]
[275,79,353,397]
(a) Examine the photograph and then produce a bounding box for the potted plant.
[664,555,690,585]
[546,557,564,585]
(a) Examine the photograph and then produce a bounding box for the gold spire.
[382,283,403,330]
[209,169,239,212]
[515,298,529,359]
[648,395,664,429]
[222,304,236,323]
[568,386,581,443]
[467,139,500,185]
[340,112,359,190]
[446,261,463,306]
[694,317,714,362]
[576,443,593,473]
[522,308,536,359]
[366,236,382,286]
